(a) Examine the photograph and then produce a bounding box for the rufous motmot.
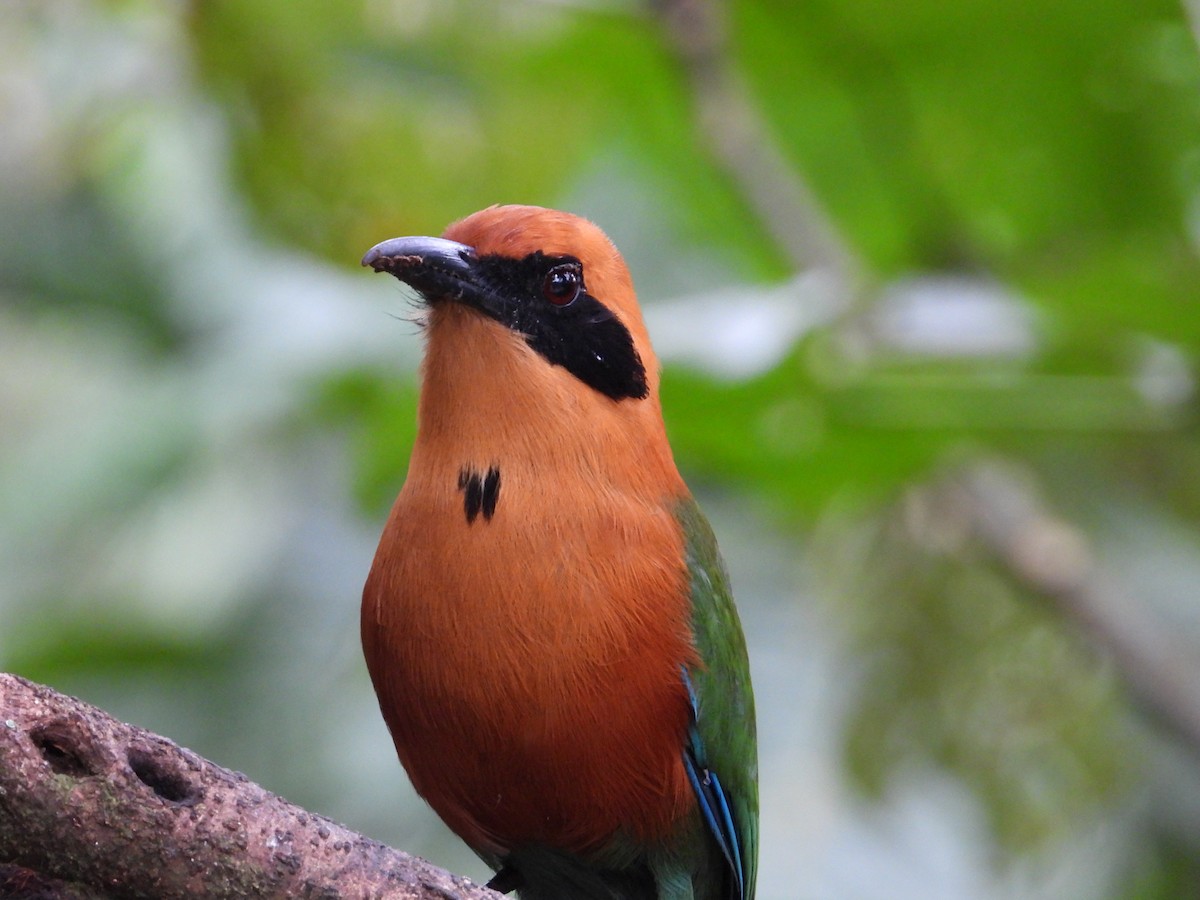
[361,205,757,900]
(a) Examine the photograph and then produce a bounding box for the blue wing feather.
[681,667,747,900]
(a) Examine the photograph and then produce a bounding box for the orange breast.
[362,456,697,856]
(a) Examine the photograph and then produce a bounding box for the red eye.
[543,263,582,306]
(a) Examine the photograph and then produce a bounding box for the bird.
[360,205,757,900]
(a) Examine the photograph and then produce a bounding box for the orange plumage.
[361,205,757,900]
[361,207,697,856]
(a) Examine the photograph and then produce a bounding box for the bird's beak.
[361,236,480,305]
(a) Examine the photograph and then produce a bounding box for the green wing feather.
[675,496,759,899]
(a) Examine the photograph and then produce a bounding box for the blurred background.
[4,0,1200,896]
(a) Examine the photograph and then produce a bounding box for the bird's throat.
[414,306,683,503]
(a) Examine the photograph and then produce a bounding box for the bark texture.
[0,673,500,899]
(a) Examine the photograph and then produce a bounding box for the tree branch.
[0,673,500,899]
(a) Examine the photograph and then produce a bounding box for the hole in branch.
[30,725,96,778]
[128,747,201,806]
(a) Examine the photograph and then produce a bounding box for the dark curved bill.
[361,236,479,303]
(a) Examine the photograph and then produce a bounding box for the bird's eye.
[542,263,582,307]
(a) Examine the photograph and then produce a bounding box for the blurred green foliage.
[5,0,1200,895]
[187,0,783,277]
[828,502,1133,849]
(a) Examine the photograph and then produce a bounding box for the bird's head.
[363,204,656,405]
[362,206,683,493]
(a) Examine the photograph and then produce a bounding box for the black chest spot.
[458,466,501,524]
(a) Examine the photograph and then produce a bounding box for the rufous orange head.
[362,204,681,494]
